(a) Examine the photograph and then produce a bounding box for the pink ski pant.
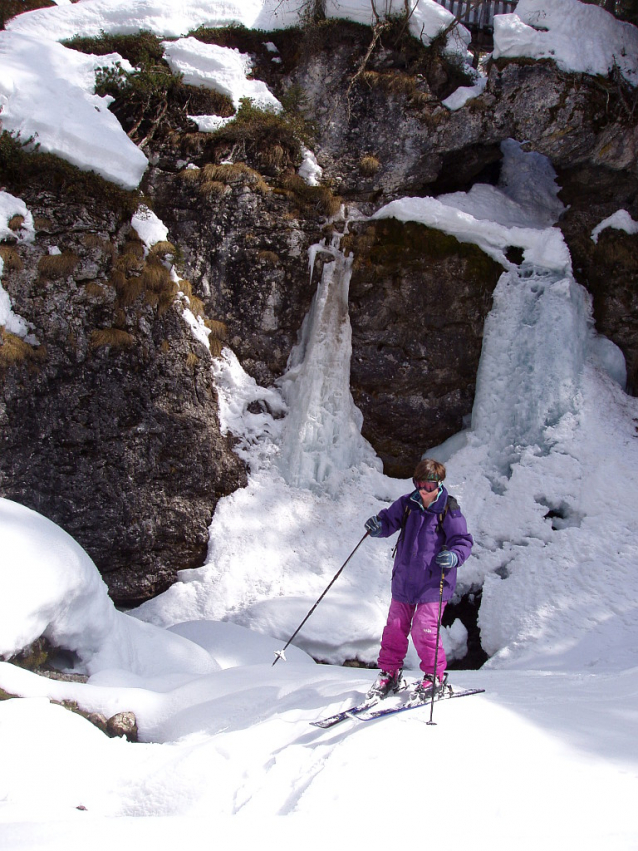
[378,599,447,678]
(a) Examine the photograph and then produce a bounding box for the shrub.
[78,34,233,147]
[206,98,309,174]
[63,30,165,66]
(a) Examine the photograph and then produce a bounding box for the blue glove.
[435,550,458,570]
[365,515,383,537]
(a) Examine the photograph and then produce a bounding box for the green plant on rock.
[70,32,232,149]
[63,30,165,66]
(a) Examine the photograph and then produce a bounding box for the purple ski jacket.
[376,487,473,605]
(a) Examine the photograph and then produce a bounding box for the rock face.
[556,165,638,393]
[0,172,246,604]
[1,19,637,603]
[346,219,502,476]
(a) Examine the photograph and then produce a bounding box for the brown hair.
[413,458,446,482]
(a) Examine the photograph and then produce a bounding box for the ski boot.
[412,672,449,702]
[367,668,405,699]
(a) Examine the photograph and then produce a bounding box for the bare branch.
[344,18,391,118]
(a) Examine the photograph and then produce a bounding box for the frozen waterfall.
[471,265,593,476]
[276,231,380,490]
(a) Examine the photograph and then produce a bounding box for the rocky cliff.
[1,19,637,603]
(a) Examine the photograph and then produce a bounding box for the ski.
[357,686,485,722]
[310,680,409,729]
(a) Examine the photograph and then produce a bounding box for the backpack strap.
[391,503,411,558]
[437,495,458,534]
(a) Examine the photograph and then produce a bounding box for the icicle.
[471,265,593,477]
[276,220,380,491]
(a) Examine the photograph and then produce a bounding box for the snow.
[0,499,217,681]
[162,37,283,113]
[442,74,486,110]
[298,146,323,186]
[2,1,638,847]
[494,0,638,86]
[130,205,169,250]
[0,192,35,341]
[0,33,148,190]
[592,208,638,243]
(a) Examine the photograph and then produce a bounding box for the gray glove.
[365,515,383,537]
[435,550,458,570]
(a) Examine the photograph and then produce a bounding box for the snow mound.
[0,499,216,679]
[494,0,638,85]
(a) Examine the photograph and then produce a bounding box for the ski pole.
[272,530,370,666]
[427,564,446,726]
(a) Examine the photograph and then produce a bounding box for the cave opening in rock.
[443,588,488,670]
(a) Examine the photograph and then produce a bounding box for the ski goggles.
[413,479,440,492]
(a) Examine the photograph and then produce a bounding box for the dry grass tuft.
[33,217,53,232]
[361,70,433,108]
[209,338,224,358]
[280,174,341,218]
[195,162,270,196]
[84,281,108,298]
[38,251,80,280]
[180,167,202,184]
[188,295,206,317]
[149,240,176,259]
[257,250,280,266]
[0,328,46,367]
[8,215,25,232]
[178,279,194,298]
[199,179,229,197]
[114,273,146,306]
[90,328,135,350]
[115,250,145,275]
[359,155,380,176]
[204,319,227,339]
[0,246,23,272]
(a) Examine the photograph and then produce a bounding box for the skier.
[365,458,473,701]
